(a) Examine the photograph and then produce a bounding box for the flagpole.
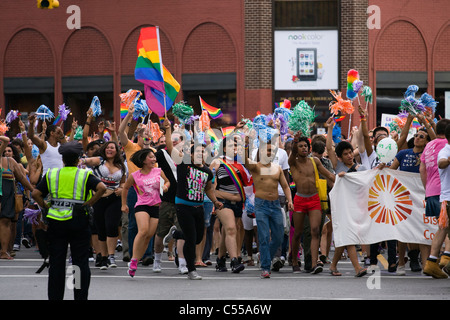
[156,26,167,119]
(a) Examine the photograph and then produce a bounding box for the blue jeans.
[254,197,284,271]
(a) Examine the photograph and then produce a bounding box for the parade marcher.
[244,136,294,278]
[166,123,224,280]
[32,141,106,300]
[122,148,170,277]
[288,134,335,274]
[82,141,127,269]
[27,113,65,176]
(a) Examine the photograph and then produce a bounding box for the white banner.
[329,168,439,247]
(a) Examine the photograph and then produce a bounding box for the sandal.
[0,252,13,260]
[355,268,368,277]
[195,261,207,267]
[330,269,342,276]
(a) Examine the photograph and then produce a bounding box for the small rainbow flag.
[199,96,222,119]
[120,103,128,119]
[412,118,421,128]
[222,126,235,137]
[206,128,220,144]
[334,115,346,122]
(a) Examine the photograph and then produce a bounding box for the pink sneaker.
[128,259,138,277]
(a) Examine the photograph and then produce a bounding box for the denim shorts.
[425,195,441,217]
[217,198,243,218]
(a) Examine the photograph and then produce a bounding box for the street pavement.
[1,243,449,304]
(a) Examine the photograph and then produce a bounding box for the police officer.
[32,141,106,300]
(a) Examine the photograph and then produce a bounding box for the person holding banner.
[324,117,368,277]
[288,134,335,274]
[422,118,450,279]
[389,113,432,274]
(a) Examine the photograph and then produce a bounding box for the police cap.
[58,141,84,157]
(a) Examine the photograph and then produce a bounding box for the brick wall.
[244,0,273,115]
[340,0,370,131]
[375,20,427,71]
[182,22,236,74]
[4,28,54,77]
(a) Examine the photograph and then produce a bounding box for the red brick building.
[0,0,449,136]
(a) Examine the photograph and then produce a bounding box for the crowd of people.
[1,96,450,288]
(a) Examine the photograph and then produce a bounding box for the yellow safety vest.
[46,167,92,221]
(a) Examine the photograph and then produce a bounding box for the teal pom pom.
[288,100,316,137]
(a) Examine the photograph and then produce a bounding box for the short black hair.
[436,119,450,136]
[335,141,353,158]
[45,124,58,139]
[295,136,310,150]
[445,124,450,142]
[373,126,389,139]
[311,141,326,155]
[130,148,155,168]
[62,153,80,166]
[417,128,431,142]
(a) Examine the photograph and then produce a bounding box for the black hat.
[58,141,84,157]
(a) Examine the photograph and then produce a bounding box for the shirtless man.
[244,136,294,278]
[289,134,335,274]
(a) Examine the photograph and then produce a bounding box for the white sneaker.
[153,261,162,273]
[188,271,202,280]
[396,265,406,276]
[179,265,188,274]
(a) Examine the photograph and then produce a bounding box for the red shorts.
[293,193,321,213]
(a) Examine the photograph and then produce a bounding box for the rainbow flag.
[334,115,346,122]
[222,126,235,137]
[206,128,219,144]
[135,27,164,92]
[135,27,180,117]
[120,103,128,119]
[412,118,421,128]
[199,96,222,119]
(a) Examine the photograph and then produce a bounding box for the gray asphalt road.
[1,244,449,304]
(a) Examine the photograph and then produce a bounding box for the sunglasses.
[414,133,427,139]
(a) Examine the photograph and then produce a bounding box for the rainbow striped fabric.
[199,96,222,119]
[135,27,180,117]
[135,27,164,92]
[221,126,235,137]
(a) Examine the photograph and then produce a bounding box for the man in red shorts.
[288,135,335,274]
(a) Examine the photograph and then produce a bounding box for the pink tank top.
[132,168,162,207]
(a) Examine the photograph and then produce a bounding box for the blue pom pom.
[332,123,342,144]
[36,105,55,121]
[419,93,438,113]
[90,96,102,117]
[133,98,149,120]
[404,85,419,98]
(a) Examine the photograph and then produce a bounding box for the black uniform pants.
[47,215,91,300]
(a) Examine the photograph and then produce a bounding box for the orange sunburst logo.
[368,174,413,225]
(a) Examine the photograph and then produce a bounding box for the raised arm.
[397,113,414,150]
[118,105,134,148]
[0,136,10,156]
[82,108,94,150]
[27,113,46,152]
[324,117,337,169]
[358,105,373,157]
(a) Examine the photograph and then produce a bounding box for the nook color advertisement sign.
[274,30,338,90]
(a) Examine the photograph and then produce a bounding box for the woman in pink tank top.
[121,148,170,277]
